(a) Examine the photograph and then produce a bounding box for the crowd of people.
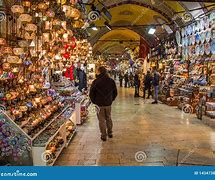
[116,69,161,104]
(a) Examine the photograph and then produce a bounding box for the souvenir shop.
[0,0,92,166]
[149,11,215,128]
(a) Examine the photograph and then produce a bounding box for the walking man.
[152,69,160,104]
[89,66,118,141]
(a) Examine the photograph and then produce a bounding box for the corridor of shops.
[56,87,215,166]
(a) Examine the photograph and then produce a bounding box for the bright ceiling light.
[91,26,98,31]
[148,27,156,35]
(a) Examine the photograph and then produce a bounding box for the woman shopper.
[124,72,129,88]
[143,71,152,99]
[89,66,118,141]
[134,72,140,97]
[119,71,124,87]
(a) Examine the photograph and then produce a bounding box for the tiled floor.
[55,87,215,166]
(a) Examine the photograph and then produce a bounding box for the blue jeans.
[154,86,159,102]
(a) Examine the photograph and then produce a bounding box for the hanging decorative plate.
[211,41,215,55]
[182,37,185,47]
[205,29,212,43]
[209,11,215,24]
[205,43,211,55]
[199,44,205,56]
[212,29,215,39]
[195,33,200,44]
[188,36,192,46]
[192,23,196,34]
[185,37,188,46]
[182,48,185,56]
[200,31,206,44]
[191,34,195,45]
[204,16,210,29]
[185,47,188,56]
[187,25,192,35]
[181,28,185,37]
[195,20,200,32]
[200,19,205,31]
[195,45,200,56]
[176,31,181,46]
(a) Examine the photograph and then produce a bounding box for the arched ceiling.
[87,0,215,57]
[93,28,140,55]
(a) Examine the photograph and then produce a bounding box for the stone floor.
[55,87,215,166]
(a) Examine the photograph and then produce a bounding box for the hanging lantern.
[45,21,52,30]
[0,38,6,46]
[22,1,31,8]
[61,21,67,29]
[7,56,22,64]
[38,2,48,10]
[18,14,32,22]
[46,9,55,18]
[70,8,81,20]
[25,32,36,40]
[2,47,13,54]
[56,0,67,5]
[11,5,24,14]
[43,33,50,42]
[13,48,24,55]
[70,42,76,49]
[25,23,37,31]
[31,5,37,11]
[63,33,69,42]
[71,37,76,42]
[64,44,69,49]
[70,0,78,5]
[63,52,70,59]
[19,40,29,48]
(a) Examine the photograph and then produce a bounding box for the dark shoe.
[152,101,158,104]
[101,137,107,141]
[108,135,113,138]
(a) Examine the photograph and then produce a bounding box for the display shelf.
[206,102,215,108]
[48,143,65,166]
[65,128,77,148]
[31,105,70,141]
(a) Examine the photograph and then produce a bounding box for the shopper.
[152,69,160,104]
[124,72,129,88]
[119,71,124,87]
[143,71,152,99]
[134,72,140,97]
[129,73,134,88]
[89,66,118,141]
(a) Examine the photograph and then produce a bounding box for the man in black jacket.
[143,71,152,99]
[89,66,118,141]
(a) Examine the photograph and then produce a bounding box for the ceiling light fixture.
[92,26,98,31]
[148,27,156,35]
